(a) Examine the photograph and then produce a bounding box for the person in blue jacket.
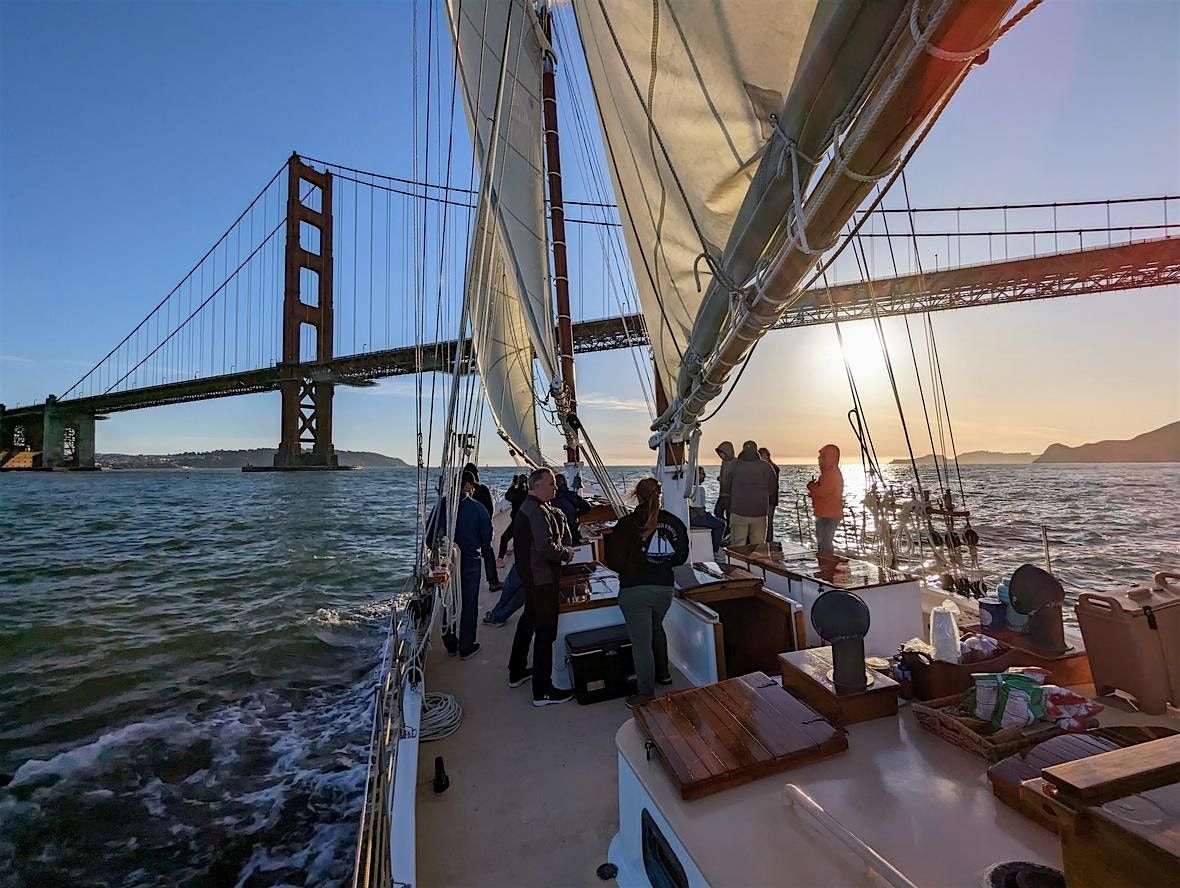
[452,471,493,658]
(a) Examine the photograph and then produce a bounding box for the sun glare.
[819,320,884,380]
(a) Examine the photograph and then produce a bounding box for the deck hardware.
[596,863,618,880]
[644,740,655,761]
[431,755,449,794]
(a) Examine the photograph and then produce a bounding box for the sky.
[1,0,1178,465]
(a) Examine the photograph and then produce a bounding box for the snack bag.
[990,674,1048,731]
[1004,666,1050,684]
[971,673,1003,721]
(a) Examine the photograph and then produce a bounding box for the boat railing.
[352,599,421,888]
[783,784,917,888]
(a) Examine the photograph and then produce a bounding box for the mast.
[537,2,579,464]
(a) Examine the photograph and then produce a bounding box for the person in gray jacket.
[712,440,736,524]
[727,440,778,547]
[506,467,576,706]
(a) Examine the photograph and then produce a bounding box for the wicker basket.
[911,691,1061,762]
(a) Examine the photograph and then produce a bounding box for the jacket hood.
[819,444,841,470]
[715,441,735,461]
[738,441,760,461]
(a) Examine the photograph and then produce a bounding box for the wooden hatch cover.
[632,671,848,801]
[1033,735,1180,887]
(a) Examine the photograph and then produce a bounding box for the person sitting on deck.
[727,440,778,547]
[807,443,844,556]
[452,471,492,659]
[688,466,727,555]
[463,462,502,591]
[552,472,592,545]
[604,477,689,708]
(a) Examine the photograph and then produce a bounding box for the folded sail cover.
[574,0,904,413]
[449,0,556,463]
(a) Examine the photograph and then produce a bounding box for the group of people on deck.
[432,442,844,710]
[691,440,844,556]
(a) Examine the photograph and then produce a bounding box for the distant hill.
[1034,421,1180,464]
[97,448,408,469]
[891,450,1036,465]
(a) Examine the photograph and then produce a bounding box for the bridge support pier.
[273,155,338,470]
[0,399,95,470]
[42,397,96,469]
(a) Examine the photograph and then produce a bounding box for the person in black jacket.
[497,474,528,563]
[507,467,575,706]
[552,473,592,544]
[604,477,689,707]
[463,462,502,591]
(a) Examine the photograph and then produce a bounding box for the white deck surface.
[414,511,1177,886]
[414,522,683,887]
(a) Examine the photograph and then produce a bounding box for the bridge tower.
[274,154,337,469]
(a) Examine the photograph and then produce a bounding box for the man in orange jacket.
[806,444,844,556]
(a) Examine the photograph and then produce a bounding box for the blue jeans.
[815,517,839,555]
[691,512,726,552]
[488,565,525,623]
[459,555,482,653]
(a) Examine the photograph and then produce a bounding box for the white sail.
[574,0,1015,439]
[573,0,839,396]
[469,210,547,467]
[448,0,558,383]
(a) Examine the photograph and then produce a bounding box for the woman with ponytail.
[604,477,689,707]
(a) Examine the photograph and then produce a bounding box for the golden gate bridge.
[2,153,1177,470]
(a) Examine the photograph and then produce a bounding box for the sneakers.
[483,611,507,627]
[532,688,575,707]
[655,674,674,686]
[459,643,481,660]
[508,667,534,688]
[625,694,654,709]
[496,557,506,569]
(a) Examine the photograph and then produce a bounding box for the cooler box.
[565,624,637,705]
[1076,573,1180,715]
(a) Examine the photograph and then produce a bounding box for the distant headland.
[97,449,409,469]
[1034,421,1180,464]
[891,421,1180,465]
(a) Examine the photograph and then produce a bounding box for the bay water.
[1,464,1176,886]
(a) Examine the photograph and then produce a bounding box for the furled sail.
[575,0,1017,440]
[468,205,546,467]
[448,0,558,383]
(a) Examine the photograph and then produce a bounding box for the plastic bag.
[929,600,961,663]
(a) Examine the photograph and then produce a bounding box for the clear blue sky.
[2,0,1177,464]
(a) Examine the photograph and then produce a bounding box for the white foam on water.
[9,717,194,789]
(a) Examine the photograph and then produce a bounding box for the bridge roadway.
[4,236,1178,422]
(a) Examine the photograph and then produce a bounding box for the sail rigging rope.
[900,170,968,507]
[910,0,1044,63]
[875,192,947,495]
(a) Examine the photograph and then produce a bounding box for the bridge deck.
[6,237,1177,420]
